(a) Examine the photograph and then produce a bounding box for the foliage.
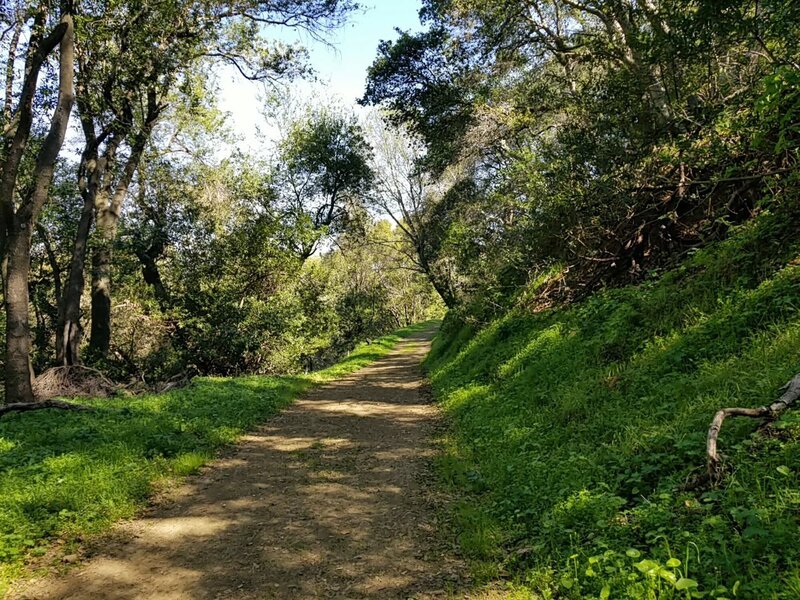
[363,0,800,315]
[273,106,374,258]
[426,210,800,598]
[18,117,442,383]
[361,27,477,172]
[0,322,432,593]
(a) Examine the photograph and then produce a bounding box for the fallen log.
[707,374,800,480]
[0,399,94,418]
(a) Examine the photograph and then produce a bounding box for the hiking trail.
[14,327,468,600]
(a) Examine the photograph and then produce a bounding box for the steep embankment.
[427,209,800,599]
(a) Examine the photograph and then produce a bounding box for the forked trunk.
[1,10,74,403]
[87,98,160,358]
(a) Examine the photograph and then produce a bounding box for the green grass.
[426,208,800,599]
[0,321,434,594]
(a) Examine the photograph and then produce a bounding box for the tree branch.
[707,374,800,480]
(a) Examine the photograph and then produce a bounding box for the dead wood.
[707,374,800,480]
[0,399,94,418]
[157,366,198,393]
[33,365,118,400]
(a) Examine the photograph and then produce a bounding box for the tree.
[273,106,374,260]
[362,0,800,317]
[1,1,74,403]
[361,26,477,173]
[367,116,460,307]
[54,0,361,363]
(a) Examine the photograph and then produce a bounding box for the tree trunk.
[2,9,74,403]
[0,12,65,256]
[136,249,170,310]
[56,88,124,365]
[418,250,458,309]
[56,193,93,364]
[5,229,35,402]
[88,94,160,358]
[89,232,113,358]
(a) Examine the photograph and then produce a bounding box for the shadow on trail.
[17,328,465,600]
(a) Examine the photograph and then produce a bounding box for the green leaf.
[635,559,660,575]
[600,585,611,600]
[626,548,641,558]
[777,465,792,476]
[659,568,677,584]
[666,557,681,568]
[675,578,699,590]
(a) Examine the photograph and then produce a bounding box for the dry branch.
[33,365,118,400]
[707,374,800,479]
[0,399,93,418]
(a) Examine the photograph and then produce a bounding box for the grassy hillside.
[426,209,800,599]
[0,322,433,594]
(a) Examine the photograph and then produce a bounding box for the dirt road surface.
[14,327,467,600]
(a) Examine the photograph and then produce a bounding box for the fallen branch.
[707,374,800,480]
[0,399,94,418]
[157,365,199,393]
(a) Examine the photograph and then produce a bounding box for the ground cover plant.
[0,322,433,594]
[426,210,800,599]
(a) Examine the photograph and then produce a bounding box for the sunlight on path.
[14,327,467,600]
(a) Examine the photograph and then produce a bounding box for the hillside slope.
[426,208,800,599]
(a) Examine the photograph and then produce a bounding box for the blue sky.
[305,0,424,102]
[217,0,424,150]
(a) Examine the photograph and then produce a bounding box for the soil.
[12,326,469,600]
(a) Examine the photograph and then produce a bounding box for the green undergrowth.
[426,209,800,599]
[0,321,434,594]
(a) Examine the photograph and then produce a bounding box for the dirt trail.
[14,327,466,600]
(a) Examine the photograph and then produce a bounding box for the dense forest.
[2,0,800,598]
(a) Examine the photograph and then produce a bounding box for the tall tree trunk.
[56,193,93,364]
[88,96,160,358]
[56,93,123,365]
[5,229,35,402]
[2,8,74,403]
[89,230,113,357]
[0,12,64,257]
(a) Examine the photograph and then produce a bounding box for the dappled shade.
[12,327,466,600]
